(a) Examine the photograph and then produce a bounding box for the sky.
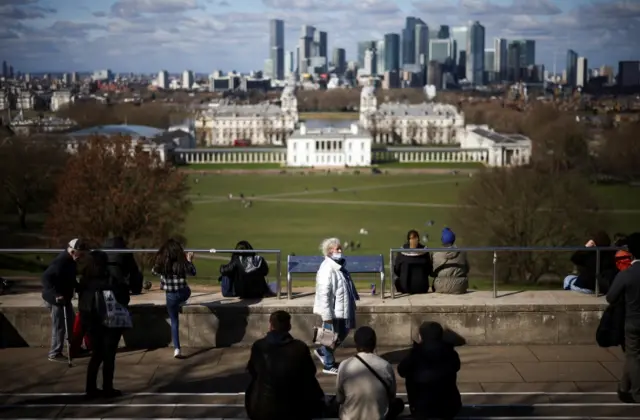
[0,0,638,74]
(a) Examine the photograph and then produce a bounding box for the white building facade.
[51,90,73,111]
[194,86,299,146]
[287,123,372,167]
[460,125,531,166]
[359,85,465,145]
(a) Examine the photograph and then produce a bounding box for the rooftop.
[202,103,287,118]
[472,127,532,144]
[69,124,164,138]
[377,102,460,117]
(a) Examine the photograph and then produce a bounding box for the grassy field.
[3,172,640,292]
[299,112,359,120]
[181,162,485,171]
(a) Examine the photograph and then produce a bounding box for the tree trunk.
[17,205,27,230]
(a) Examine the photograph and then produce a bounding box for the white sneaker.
[173,348,182,359]
[313,348,324,364]
[322,366,339,375]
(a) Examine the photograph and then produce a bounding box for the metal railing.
[0,248,284,300]
[389,246,621,299]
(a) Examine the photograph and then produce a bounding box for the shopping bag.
[100,290,133,329]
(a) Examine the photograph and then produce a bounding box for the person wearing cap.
[431,228,469,294]
[335,326,403,420]
[41,238,88,362]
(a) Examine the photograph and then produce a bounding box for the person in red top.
[615,233,634,272]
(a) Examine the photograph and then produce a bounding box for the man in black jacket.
[42,238,88,362]
[607,232,640,403]
[245,310,326,420]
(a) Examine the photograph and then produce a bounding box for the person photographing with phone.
[151,239,196,359]
[42,238,89,362]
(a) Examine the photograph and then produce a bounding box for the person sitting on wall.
[219,240,272,299]
[614,233,634,273]
[431,228,469,295]
[393,230,432,295]
[245,310,326,420]
[398,321,462,420]
[564,231,617,294]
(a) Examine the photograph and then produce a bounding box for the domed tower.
[359,81,377,125]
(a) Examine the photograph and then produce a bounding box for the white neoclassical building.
[461,125,532,166]
[195,86,298,146]
[359,85,465,145]
[286,123,372,167]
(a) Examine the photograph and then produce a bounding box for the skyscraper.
[494,38,508,81]
[357,41,376,68]
[377,40,386,74]
[520,40,536,67]
[429,39,455,64]
[415,24,429,66]
[450,27,467,65]
[269,19,285,80]
[1,61,7,78]
[402,16,424,65]
[465,21,485,84]
[314,31,327,59]
[484,49,495,83]
[332,48,346,74]
[438,25,450,39]
[566,49,578,87]
[576,56,588,87]
[508,42,522,81]
[285,51,294,78]
[364,49,377,75]
[384,33,400,72]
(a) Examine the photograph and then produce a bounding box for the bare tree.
[406,121,419,145]
[261,116,273,145]
[453,167,606,284]
[388,117,400,145]
[426,122,438,144]
[366,113,380,143]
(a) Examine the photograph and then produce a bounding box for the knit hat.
[441,227,456,245]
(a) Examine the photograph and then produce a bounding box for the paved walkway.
[0,345,636,419]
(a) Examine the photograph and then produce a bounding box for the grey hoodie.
[431,246,470,294]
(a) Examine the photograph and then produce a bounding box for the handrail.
[388,246,620,300]
[0,248,284,300]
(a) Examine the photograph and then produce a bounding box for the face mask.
[331,252,343,261]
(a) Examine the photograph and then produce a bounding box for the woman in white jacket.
[313,237,360,375]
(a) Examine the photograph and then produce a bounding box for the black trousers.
[86,324,122,392]
[620,325,640,401]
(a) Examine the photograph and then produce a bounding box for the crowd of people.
[39,230,639,414]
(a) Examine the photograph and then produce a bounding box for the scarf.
[339,262,360,329]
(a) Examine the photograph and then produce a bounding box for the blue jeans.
[563,275,594,294]
[318,319,349,369]
[166,287,191,349]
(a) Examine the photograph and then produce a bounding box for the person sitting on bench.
[393,230,432,295]
[219,240,272,298]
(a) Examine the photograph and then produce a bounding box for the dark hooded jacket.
[397,338,462,419]
[41,251,78,305]
[393,243,432,294]
[570,249,617,293]
[245,331,325,420]
[220,242,270,298]
[102,237,143,295]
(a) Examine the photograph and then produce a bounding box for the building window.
[306,142,310,150]
[293,155,297,163]
[348,142,352,151]
[361,141,365,150]
[293,142,297,151]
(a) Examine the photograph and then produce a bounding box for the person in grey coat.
[431,228,469,294]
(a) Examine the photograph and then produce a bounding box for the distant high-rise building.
[519,40,536,67]
[438,25,450,39]
[484,49,495,83]
[465,21,485,84]
[182,70,194,89]
[285,51,294,78]
[494,38,507,81]
[357,40,376,68]
[429,39,455,64]
[427,60,443,87]
[61,73,70,85]
[314,31,327,59]
[8,65,13,79]
[269,19,285,80]
[384,33,400,72]
[299,35,312,74]
[576,57,588,87]
[264,58,274,79]
[450,27,467,65]
[377,40,386,74]
[402,16,425,65]
[364,49,377,75]
[507,42,521,81]
[618,61,640,87]
[566,49,578,87]
[157,70,169,89]
[1,61,7,78]
[332,48,346,74]
[415,24,429,66]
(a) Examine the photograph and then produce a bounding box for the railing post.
[595,248,601,297]
[492,250,498,299]
[276,251,282,300]
[389,249,395,300]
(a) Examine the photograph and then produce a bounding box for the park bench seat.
[286,255,385,299]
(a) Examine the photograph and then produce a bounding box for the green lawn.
[3,172,640,292]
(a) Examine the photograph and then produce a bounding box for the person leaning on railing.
[151,239,196,359]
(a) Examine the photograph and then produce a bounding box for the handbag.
[98,289,133,329]
[313,325,339,348]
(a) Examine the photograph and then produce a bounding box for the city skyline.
[1,0,638,73]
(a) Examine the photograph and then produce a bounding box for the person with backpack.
[219,240,272,298]
[151,239,196,359]
[77,250,131,399]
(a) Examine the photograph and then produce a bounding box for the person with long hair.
[152,239,196,358]
[219,240,271,298]
[77,250,130,399]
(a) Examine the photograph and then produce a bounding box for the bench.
[286,255,385,300]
